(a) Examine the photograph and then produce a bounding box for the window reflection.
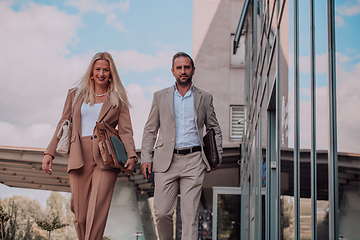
[217,194,241,240]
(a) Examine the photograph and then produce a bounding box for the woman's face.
[92,59,111,89]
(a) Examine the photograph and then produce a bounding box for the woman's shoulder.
[68,87,78,95]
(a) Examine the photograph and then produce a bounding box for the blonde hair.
[72,52,130,108]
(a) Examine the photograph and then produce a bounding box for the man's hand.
[141,162,152,179]
[42,154,53,175]
[211,164,220,171]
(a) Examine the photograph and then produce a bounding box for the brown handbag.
[95,121,127,171]
[203,128,219,168]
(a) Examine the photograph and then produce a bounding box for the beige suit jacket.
[141,85,223,172]
[45,89,137,172]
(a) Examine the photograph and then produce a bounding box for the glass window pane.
[217,194,241,239]
[335,0,360,238]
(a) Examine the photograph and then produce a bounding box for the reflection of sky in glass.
[287,0,360,153]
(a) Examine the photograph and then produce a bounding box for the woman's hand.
[42,154,53,175]
[124,157,136,174]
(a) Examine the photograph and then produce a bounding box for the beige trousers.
[154,151,206,240]
[69,136,119,240]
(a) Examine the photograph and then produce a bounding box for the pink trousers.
[69,136,119,240]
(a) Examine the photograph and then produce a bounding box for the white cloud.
[109,49,176,73]
[0,2,88,148]
[0,2,81,56]
[336,0,360,16]
[105,13,127,32]
[155,41,182,51]
[289,52,355,73]
[0,1,88,127]
[0,122,54,148]
[287,61,360,153]
[65,0,130,33]
[289,53,327,73]
[0,1,177,149]
[336,62,360,153]
[127,84,152,148]
[105,12,117,22]
[336,52,351,62]
[147,85,165,95]
[65,0,129,14]
[298,53,328,74]
[151,76,174,87]
[335,15,346,27]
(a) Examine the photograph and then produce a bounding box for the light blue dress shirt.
[173,84,201,149]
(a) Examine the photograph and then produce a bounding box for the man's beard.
[176,74,192,86]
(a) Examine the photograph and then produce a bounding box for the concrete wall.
[193,0,245,148]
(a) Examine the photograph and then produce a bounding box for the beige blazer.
[141,85,223,172]
[45,89,137,172]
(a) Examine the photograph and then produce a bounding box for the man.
[141,52,223,240]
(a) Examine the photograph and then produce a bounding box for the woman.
[42,52,137,240]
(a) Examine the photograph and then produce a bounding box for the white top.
[81,102,103,136]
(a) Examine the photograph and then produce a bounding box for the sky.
[0,0,192,206]
[286,0,360,153]
[0,0,193,149]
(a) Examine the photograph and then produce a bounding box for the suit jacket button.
[91,136,93,140]
[94,135,97,138]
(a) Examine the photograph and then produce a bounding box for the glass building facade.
[232,0,360,239]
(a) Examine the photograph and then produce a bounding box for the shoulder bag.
[95,121,128,171]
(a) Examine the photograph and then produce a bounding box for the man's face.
[171,56,195,87]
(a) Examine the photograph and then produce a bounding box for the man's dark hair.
[172,52,195,69]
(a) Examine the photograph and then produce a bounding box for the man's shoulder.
[154,86,173,96]
[193,86,212,98]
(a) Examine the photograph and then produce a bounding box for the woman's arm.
[117,102,137,173]
[42,90,75,173]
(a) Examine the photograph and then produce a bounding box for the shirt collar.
[173,82,194,93]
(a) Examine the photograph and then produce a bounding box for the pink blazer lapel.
[72,97,83,137]
[97,97,112,122]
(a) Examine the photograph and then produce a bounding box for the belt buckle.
[175,147,196,155]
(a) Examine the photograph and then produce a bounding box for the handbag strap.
[69,88,77,122]
[70,107,74,122]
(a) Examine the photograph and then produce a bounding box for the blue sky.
[0,0,192,205]
[286,0,360,152]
